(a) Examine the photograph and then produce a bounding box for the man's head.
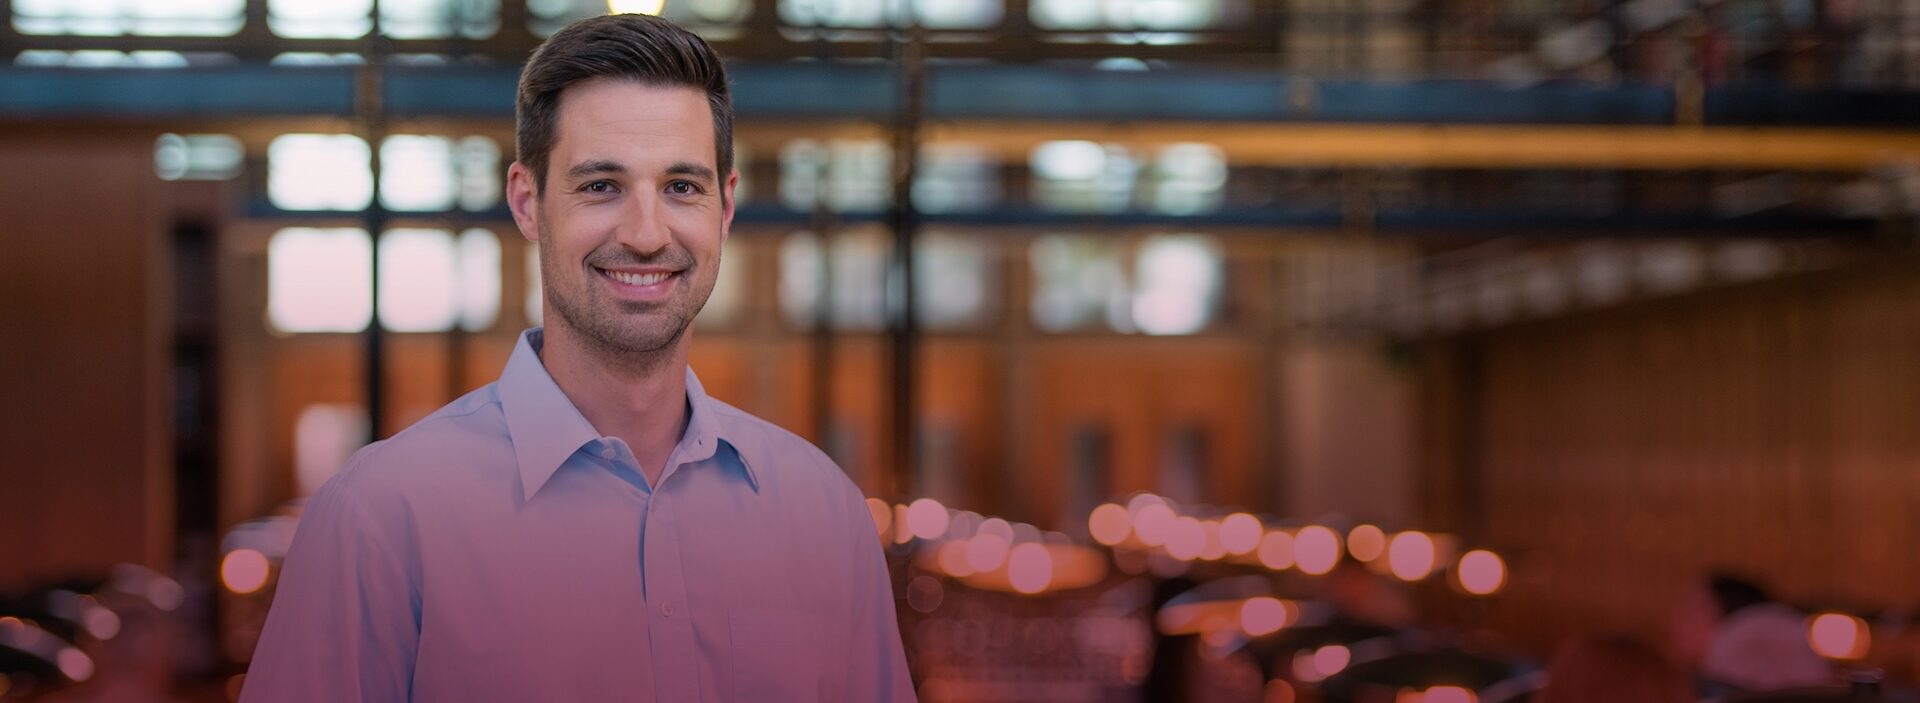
[508,14,737,361]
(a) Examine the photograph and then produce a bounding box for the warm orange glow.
[1088,503,1132,545]
[1240,596,1290,636]
[1220,513,1263,555]
[1387,531,1437,581]
[966,533,1011,572]
[57,648,93,682]
[1808,612,1870,660]
[1007,543,1053,594]
[221,549,271,595]
[1456,550,1506,596]
[1424,686,1477,703]
[864,498,891,537]
[892,504,912,544]
[1199,521,1227,560]
[1264,679,1296,703]
[1347,524,1387,562]
[937,540,976,577]
[906,498,950,540]
[1165,517,1206,561]
[1258,531,1296,570]
[1133,503,1176,546]
[1313,644,1351,677]
[1295,526,1342,575]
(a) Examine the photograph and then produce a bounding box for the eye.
[666,180,702,196]
[580,180,617,195]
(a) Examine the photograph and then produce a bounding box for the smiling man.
[242,14,915,703]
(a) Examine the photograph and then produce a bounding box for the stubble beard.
[537,216,715,376]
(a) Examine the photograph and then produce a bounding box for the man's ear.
[506,161,541,243]
[719,167,739,245]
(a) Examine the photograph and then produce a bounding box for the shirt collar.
[498,327,759,500]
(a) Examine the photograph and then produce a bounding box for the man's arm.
[844,495,917,702]
[241,463,419,703]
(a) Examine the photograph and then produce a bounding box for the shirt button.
[660,602,674,618]
[600,446,616,460]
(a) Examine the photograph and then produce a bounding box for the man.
[243,14,915,702]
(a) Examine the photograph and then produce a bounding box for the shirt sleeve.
[844,493,918,703]
[241,466,420,703]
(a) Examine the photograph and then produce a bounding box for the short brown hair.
[515,13,733,194]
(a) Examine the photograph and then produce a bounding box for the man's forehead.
[551,79,715,164]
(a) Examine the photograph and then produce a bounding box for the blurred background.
[5,0,1920,701]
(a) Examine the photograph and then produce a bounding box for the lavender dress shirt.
[242,328,915,702]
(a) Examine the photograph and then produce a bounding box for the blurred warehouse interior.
[6,0,1920,700]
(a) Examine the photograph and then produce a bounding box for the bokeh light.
[221,548,271,594]
[966,533,1011,572]
[1808,612,1870,660]
[864,497,891,537]
[1133,503,1177,546]
[906,498,950,540]
[1165,516,1206,561]
[1089,503,1132,545]
[1007,543,1054,594]
[938,540,977,577]
[1295,526,1342,575]
[1457,550,1506,596]
[1220,513,1262,555]
[1387,531,1437,581]
[1313,644,1351,677]
[1258,530,1296,570]
[1348,524,1387,562]
[1240,596,1290,636]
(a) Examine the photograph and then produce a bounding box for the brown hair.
[514,13,733,194]
[1536,635,1692,703]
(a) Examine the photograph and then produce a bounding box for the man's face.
[507,79,737,357]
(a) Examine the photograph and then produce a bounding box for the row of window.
[12,0,1236,39]
[265,227,1224,335]
[180,132,1228,216]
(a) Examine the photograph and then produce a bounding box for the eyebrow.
[563,159,716,184]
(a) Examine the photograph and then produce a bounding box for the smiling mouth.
[596,267,678,286]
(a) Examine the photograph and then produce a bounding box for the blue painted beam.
[7,63,1920,127]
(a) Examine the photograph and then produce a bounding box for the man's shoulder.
[704,397,855,493]
[323,384,512,502]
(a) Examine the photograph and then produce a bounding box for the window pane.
[295,404,368,495]
[1149,143,1226,215]
[381,135,457,212]
[457,136,503,211]
[1132,234,1221,334]
[15,0,244,36]
[378,229,460,332]
[914,144,1000,214]
[779,230,889,330]
[154,133,243,181]
[1031,0,1228,30]
[916,231,997,329]
[781,139,891,213]
[1030,235,1131,332]
[1031,141,1136,214]
[269,134,373,211]
[778,0,999,28]
[532,0,751,38]
[269,228,373,333]
[458,229,503,331]
[381,0,499,39]
[269,0,373,39]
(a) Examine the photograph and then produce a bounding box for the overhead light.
[608,0,666,15]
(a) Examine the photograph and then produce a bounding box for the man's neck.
[536,321,690,485]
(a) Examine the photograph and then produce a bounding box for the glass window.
[914,144,1001,214]
[456,137,502,212]
[380,0,499,39]
[268,0,373,39]
[532,0,752,38]
[780,139,891,213]
[778,0,1000,28]
[915,231,998,329]
[268,228,373,334]
[15,50,191,67]
[269,134,373,211]
[1030,235,1131,332]
[154,133,243,181]
[381,135,458,212]
[1031,0,1231,31]
[1031,141,1136,214]
[14,0,245,37]
[457,229,503,331]
[1030,233,1222,333]
[378,229,461,332]
[1131,234,1222,334]
[1148,143,1226,215]
[779,229,890,330]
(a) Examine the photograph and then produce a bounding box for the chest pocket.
[729,609,836,703]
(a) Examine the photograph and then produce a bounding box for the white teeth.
[604,269,671,286]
